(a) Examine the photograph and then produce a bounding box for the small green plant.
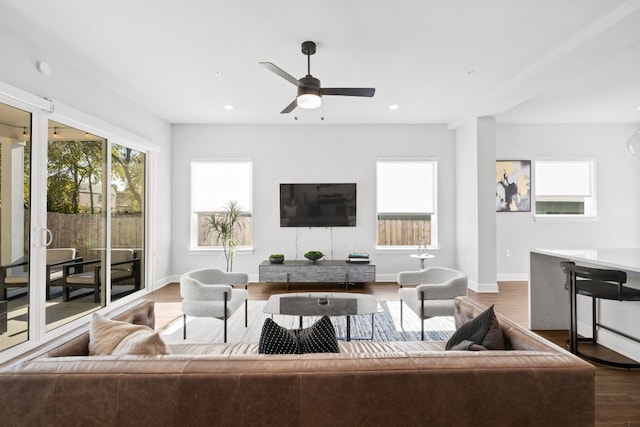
[269,253,285,264]
[304,250,324,261]
[204,200,246,272]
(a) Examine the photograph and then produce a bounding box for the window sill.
[533,215,598,223]
[189,246,254,255]
[374,246,440,254]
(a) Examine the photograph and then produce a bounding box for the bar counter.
[529,248,640,362]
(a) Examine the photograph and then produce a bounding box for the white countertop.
[532,248,640,273]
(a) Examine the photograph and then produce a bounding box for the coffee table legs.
[345,314,375,341]
[279,313,377,341]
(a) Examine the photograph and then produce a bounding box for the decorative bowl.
[304,251,324,262]
[269,254,285,264]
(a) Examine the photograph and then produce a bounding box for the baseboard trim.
[156,275,181,288]
[497,273,529,282]
[469,280,499,293]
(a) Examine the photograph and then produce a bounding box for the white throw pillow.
[89,313,171,356]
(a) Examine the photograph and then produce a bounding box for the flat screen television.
[280,183,357,227]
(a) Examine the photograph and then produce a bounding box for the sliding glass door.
[45,120,107,330]
[111,144,146,301]
[0,102,32,351]
[0,87,149,354]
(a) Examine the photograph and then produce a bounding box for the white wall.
[171,124,456,281]
[0,24,173,288]
[496,123,640,280]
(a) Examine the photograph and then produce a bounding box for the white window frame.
[190,159,253,250]
[534,158,597,222]
[375,157,438,250]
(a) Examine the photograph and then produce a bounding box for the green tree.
[47,140,103,213]
[111,145,144,213]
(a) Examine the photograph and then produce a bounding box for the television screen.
[280,183,357,227]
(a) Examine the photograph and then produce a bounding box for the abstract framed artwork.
[496,160,531,212]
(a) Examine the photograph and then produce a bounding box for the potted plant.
[204,200,246,272]
[269,254,285,264]
[304,250,324,263]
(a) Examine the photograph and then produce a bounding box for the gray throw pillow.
[445,305,505,351]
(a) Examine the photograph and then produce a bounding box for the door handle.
[43,228,53,246]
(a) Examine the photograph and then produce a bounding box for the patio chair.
[62,249,140,303]
[0,248,81,300]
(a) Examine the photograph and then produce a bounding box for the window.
[376,159,437,247]
[191,160,252,248]
[534,159,596,217]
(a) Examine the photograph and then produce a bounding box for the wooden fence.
[46,212,143,259]
[377,219,431,246]
[196,214,253,247]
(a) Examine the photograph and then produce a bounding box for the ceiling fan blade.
[320,88,376,97]
[260,62,301,87]
[281,99,298,114]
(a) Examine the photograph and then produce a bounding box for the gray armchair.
[180,268,249,343]
[397,267,468,340]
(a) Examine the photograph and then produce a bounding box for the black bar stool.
[560,261,640,369]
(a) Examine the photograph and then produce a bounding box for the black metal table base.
[297,313,375,341]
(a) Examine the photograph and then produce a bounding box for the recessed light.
[214,70,222,77]
[224,105,234,111]
[389,104,400,110]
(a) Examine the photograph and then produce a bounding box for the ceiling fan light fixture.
[297,93,322,109]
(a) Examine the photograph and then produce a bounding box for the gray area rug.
[160,300,455,344]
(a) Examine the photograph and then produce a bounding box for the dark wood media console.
[258,260,376,286]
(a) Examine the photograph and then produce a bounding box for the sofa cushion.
[445,304,505,350]
[259,315,339,354]
[89,313,171,356]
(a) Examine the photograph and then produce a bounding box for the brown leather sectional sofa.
[0,296,594,426]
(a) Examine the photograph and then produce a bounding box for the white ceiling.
[1,0,640,127]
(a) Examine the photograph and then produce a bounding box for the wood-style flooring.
[145,281,640,426]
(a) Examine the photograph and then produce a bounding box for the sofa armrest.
[47,333,90,357]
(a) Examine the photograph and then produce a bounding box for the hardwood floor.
[145,281,640,426]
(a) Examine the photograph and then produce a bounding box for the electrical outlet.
[505,249,511,257]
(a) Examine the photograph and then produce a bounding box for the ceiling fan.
[260,41,376,114]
